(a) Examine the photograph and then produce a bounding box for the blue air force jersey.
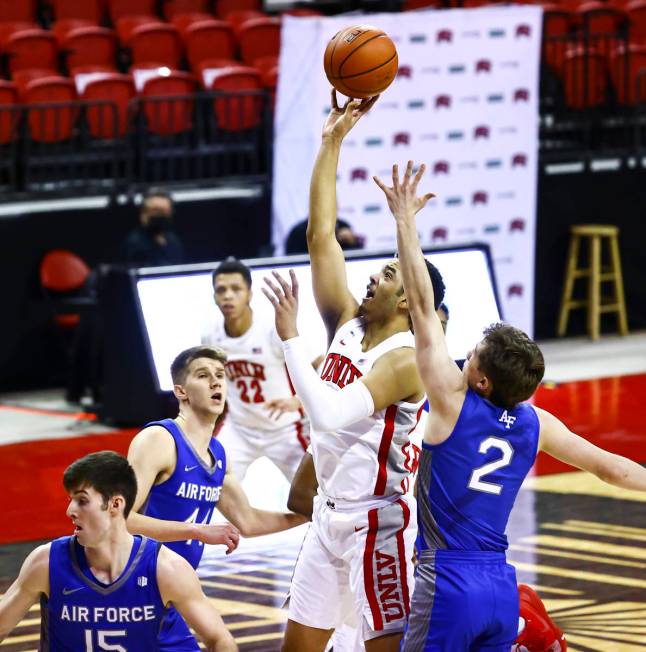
[142,419,226,569]
[417,389,540,552]
[42,535,165,651]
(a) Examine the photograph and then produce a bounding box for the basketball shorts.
[216,418,309,482]
[288,493,416,642]
[158,605,200,652]
[401,549,519,651]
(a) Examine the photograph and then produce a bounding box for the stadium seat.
[0,0,37,23]
[576,3,628,33]
[259,62,277,110]
[53,19,96,43]
[0,22,37,48]
[6,30,58,75]
[107,0,156,22]
[207,65,263,131]
[281,7,322,16]
[162,0,210,19]
[22,76,79,143]
[237,17,281,67]
[72,65,120,93]
[562,46,609,107]
[198,58,244,87]
[184,20,236,71]
[61,27,117,72]
[116,16,161,42]
[81,72,135,137]
[224,10,265,35]
[50,0,104,22]
[13,68,59,96]
[543,9,575,73]
[171,12,216,35]
[252,54,278,79]
[609,43,646,102]
[127,23,182,67]
[627,0,646,43]
[0,81,19,145]
[215,0,261,19]
[140,70,196,136]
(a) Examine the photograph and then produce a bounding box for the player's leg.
[513,584,567,652]
[477,562,520,652]
[265,420,310,483]
[215,420,259,482]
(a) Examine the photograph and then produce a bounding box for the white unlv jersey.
[313,318,425,501]
[202,317,307,433]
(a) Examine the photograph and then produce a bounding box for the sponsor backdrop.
[273,6,542,335]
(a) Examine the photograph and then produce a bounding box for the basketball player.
[0,451,237,651]
[373,159,646,650]
[261,92,445,652]
[201,258,317,483]
[126,345,307,652]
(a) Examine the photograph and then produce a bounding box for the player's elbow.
[286,490,314,520]
[595,454,629,486]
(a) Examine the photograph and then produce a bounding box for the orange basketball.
[324,25,398,99]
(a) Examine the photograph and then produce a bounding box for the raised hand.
[197,522,240,554]
[322,89,379,142]
[373,160,435,222]
[262,270,300,341]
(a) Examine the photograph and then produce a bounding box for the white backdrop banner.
[272,6,542,335]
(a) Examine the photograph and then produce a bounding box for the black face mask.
[145,214,172,237]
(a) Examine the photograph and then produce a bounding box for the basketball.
[324,25,398,99]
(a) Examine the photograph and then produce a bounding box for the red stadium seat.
[0,81,19,145]
[215,0,261,19]
[627,0,646,43]
[543,10,575,73]
[252,54,278,78]
[6,30,58,75]
[184,20,236,71]
[562,46,609,107]
[127,23,182,67]
[116,16,161,42]
[197,58,242,87]
[171,12,216,35]
[107,0,156,22]
[207,64,263,130]
[22,77,79,143]
[576,2,627,32]
[162,0,210,19]
[0,22,36,48]
[224,9,265,35]
[609,43,646,102]
[61,27,117,72]
[13,68,59,95]
[281,7,322,16]
[0,0,37,22]
[50,0,104,22]
[53,19,96,43]
[237,17,281,67]
[141,70,196,135]
[81,72,135,137]
[259,62,277,110]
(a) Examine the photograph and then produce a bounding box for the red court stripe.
[396,498,411,616]
[363,508,383,631]
[374,405,398,495]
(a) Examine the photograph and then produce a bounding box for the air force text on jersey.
[176,481,222,502]
[59,603,158,623]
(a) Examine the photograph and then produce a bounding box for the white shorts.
[216,418,309,482]
[288,493,416,642]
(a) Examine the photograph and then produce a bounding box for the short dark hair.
[63,451,138,518]
[477,323,545,409]
[212,258,252,288]
[425,260,445,310]
[142,187,173,209]
[170,345,227,385]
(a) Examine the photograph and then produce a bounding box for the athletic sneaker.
[513,584,567,652]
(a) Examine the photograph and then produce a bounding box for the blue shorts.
[401,550,518,652]
[159,606,200,652]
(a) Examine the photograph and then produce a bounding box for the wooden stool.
[557,224,628,340]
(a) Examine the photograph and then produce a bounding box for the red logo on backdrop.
[516,24,531,37]
[435,94,451,108]
[433,160,450,175]
[350,168,368,181]
[397,65,413,78]
[436,29,453,43]
[475,59,492,73]
[393,132,411,146]
[508,284,524,297]
[472,191,488,205]
[432,227,448,241]
[514,88,530,102]
[511,153,528,167]
[473,125,490,139]
[509,218,526,232]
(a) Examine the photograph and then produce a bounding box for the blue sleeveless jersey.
[42,535,165,651]
[417,389,540,552]
[142,419,227,569]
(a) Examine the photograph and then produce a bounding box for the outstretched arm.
[537,407,646,490]
[374,161,463,411]
[0,544,50,642]
[308,91,378,340]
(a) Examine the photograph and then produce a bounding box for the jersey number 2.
[237,379,265,403]
[467,437,514,495]
[85,629,127,651]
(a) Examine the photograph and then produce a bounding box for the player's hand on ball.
[374,160,435,221]
[322,89,379,142]
[264,396,302,420]
[199,522,240,554]
[262,270,300,341]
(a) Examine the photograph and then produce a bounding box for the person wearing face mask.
[119,188,185,267]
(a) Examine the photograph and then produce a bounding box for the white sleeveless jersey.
[202,317,308,433]
[313,318,425,501]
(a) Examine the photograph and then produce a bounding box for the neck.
[84,527,134,583]
[224,306,253,337]
[175,409,217,454]
[361,314,410,351]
